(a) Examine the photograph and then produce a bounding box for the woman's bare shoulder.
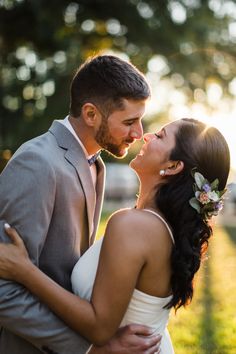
[102,208,172,266]
[106,208,171,246]
[107,207,153,227]
[104,208,148,239]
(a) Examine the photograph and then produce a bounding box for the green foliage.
[1,0,236,153]
[168,225,236,353]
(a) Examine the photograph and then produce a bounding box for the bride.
[0,118,230,353]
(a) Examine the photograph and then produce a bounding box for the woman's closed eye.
[155,133,162,139]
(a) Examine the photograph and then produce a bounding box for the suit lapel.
[64,149,96,238]
[49,121,97,238]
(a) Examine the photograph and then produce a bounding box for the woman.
[0,118,230,353]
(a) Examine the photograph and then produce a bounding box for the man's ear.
[165,160,184,176]
[81,103,101,127]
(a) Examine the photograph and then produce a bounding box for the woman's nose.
[143,133,152,143]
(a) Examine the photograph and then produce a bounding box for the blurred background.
[0,0,236,352]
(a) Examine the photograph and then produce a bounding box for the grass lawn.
[97,215,236,353]
[169,225,236,353]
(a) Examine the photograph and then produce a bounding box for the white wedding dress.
[71,209,175,353]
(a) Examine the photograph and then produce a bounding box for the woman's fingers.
[3,223,29,259]
[0,223,30,280]
[4,223,24,248]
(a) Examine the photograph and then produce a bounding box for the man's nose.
[130,122,143,140]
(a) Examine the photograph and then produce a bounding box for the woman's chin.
[129,158,135,168]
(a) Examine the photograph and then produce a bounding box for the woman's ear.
[81,103,101,127]
[165,160,184,176]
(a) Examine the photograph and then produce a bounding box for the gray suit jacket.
[0,121,105,354]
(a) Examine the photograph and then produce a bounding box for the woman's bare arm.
[0,210,148,346]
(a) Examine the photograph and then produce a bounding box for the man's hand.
[87,324,162,354]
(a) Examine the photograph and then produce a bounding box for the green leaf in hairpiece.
[210,178,219,190]
[194,172,205,189]
[189,198,201,213]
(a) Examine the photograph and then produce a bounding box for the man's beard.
[95,119,131,158]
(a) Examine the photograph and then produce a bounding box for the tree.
[0,0,236,153]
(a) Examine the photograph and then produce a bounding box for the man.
[0,55,161,354]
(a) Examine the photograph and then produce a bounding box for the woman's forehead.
[162,119,182,135]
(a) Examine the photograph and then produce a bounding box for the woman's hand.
[0,223,31,281]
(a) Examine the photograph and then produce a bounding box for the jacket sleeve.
[0,149,91,354]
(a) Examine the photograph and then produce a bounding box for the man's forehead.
[122,97,147,107]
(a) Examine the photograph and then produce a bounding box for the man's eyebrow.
[123,116,141,122]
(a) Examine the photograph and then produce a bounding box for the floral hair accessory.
[189,169,227,220]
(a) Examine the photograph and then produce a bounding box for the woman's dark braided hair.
[155,118,230,311]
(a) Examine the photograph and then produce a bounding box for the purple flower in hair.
[202,183,211,192]
[215,200,223,211]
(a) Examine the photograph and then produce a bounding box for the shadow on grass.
[198,259,220,354]
[223,226,236,245]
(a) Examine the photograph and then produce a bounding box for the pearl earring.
[159,169,165,176]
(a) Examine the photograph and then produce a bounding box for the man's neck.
[68,116,100,155]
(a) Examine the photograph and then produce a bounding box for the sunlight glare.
[173,104,236,172]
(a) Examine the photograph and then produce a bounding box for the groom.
[0,55,161,354]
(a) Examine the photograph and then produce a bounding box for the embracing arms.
[0,148,161,353]
[1,211,157,346]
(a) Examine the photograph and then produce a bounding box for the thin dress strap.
[143,209,175,245]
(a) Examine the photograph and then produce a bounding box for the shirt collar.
[57,116,93,158]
